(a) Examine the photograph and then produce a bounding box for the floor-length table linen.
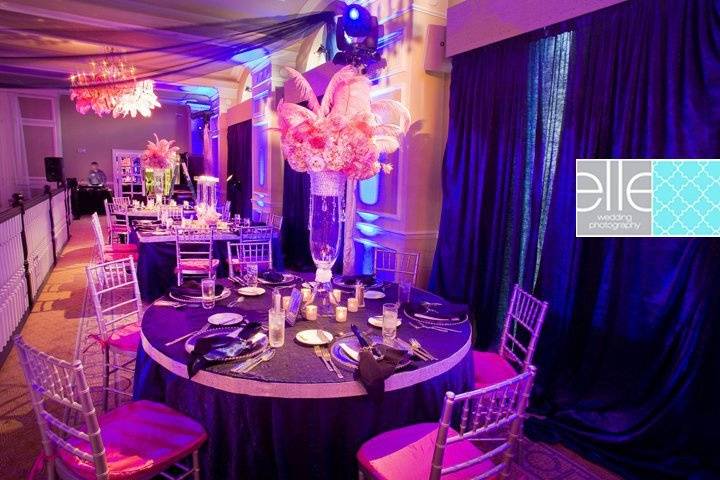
[134,282,473,479]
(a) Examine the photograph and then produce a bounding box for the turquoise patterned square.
[652,161,720,236]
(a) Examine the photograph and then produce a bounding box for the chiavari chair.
[373,249,420,285]
[15,335,207,480]
[358,368,536,480]
[473,284,548,388]
[103,200,130,244]
[85,257,143,411]
[227,241,272,278]
[175,228,218,285]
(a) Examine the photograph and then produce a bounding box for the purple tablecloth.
[134,282,474,479]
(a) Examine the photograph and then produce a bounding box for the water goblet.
[382,303,399,345]
[201,278,216,310]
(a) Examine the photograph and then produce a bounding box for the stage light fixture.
[333,4,386,73]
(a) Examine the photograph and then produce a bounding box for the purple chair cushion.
[473,351,518,389]
[357,422,496,480]
[57,400,207,480]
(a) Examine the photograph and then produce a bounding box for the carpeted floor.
[0,218,620,480]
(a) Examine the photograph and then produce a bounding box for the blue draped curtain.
[430,0,720,478]
[227,120,253,218]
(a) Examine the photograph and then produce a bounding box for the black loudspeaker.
[44,157,64,182]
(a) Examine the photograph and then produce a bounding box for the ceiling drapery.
[0,11,334,88]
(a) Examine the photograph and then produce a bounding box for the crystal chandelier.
[69,55,160,118]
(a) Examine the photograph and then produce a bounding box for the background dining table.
[134,279,474,480]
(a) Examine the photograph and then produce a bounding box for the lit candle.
[305,305,318,321]
[332,289,342,303]
[335,306,348,323]
[347,297,359,313]
[301,287,312,303]
[282,296,291,310]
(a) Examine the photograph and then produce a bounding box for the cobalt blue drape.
[430,0,720,478]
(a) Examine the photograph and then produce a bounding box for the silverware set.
[394,337,437,361]
[314,345,344,379]
[231,348,276,374]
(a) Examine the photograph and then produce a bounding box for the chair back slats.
[269,213,283,233]
[227,241,272,277]
[91,213,107,250]
[239,225,273,243]
[14,336,109,477]
[85,257,143,340]
[112,197,131,207]
[500,284,548,371]
[429,369,536,480]
[373,249,420,285]
[158,205,184,222]
[220,200,232,222]
[175,228,215,284]
[104,199,129,244]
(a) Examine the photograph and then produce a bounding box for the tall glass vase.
[152,169,165,199]
[308,171,345,317]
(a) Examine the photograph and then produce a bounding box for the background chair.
[90,213,138,264]
[220,199,232,222]
[86,257,143,411]
[239,225,273,243]
[269,213,283,238]
[357,368,536,480]
[227,241,272,278]
[111,196,131,207]
[474,284,548,388]
[373,249,420,285]
[103,199,130,244]
[14,335,206,480]
[158,204,184,223]
[175,228,218,285]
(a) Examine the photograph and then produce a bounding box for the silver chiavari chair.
[90,213,138,264]
[357,368,536,480]
[85,257,143,411]
[269,213,283,237]
[239,225,273,243]
[103,199,130,244]
[157,205,184,222]
[112,196,131,207]
[175,228,218,285]
[15,335,207,480]
[373,249,420,285]
[220,200,232,222]
[227,241,272,278]
[497,284,549,373]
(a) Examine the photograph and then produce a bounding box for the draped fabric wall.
[431,0,720,478]
[227,121,252,218]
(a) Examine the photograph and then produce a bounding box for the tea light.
[332,289,342,303]
[305,305,318,321]
[282,296,291,310]
[301,287,312,303]
[335,306,348,323]
[347,297,359,312]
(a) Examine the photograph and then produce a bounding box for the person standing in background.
[87,161,107,186]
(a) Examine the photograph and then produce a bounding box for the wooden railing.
[0,187,71,360]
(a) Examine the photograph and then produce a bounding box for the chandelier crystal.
[69,55,160,118]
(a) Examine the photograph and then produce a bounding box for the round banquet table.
[133,280,474,480]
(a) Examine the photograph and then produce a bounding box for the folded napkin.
[187,322,262,378]
[403,302,466,322]
[339,274,376,287]
[356,344,407,401]
[171,281,223,298]
[259,270,285,283]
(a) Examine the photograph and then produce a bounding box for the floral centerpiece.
[277,65,409,315]
[141,134,179,197]
[277,65,409,180]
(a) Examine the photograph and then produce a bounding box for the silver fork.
[410,338,438,360]
[165,323,210,347]
[322,347,344,379]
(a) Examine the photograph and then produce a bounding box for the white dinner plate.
[208,313,244,326]
[367,315,402,328]
[238,286,266,296]
[258,273,298,285]
[364,290,386,300]
[295,329,334,346]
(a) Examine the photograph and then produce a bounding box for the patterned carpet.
[0,218,620,480]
